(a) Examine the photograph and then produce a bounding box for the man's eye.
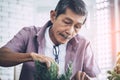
[75,25,81,29]
[63,21,71,24]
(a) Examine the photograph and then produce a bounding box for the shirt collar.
[45,26,55,48]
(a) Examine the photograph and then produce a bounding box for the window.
[94,0,113,79]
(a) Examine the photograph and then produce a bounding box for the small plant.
[58,63,72,80]
[34,61,72,80]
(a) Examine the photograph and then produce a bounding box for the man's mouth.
[59,33,71,39]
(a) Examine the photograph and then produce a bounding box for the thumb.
[74,71,90,80]
[46,60,51,69]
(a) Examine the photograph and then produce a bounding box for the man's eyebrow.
[64,17,83,25]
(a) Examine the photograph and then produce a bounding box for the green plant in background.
[107,52,120,80]
[107,64,120,80]
[34,61,72,80]
[107,70,120,80]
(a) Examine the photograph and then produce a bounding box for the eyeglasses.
[53,45,59,64]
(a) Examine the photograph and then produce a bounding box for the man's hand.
[74,71,90,80]
[30,52,55,69]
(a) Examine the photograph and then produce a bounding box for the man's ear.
[50,10,56,23]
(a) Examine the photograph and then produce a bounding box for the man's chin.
[60,40,69,44]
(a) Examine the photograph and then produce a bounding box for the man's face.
[50,8,86,45]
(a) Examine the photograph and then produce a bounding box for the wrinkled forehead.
[62,8,86,24]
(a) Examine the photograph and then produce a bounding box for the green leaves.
[107,70,120,80]
[34,61,72,80]
[58,63,72,80]
[34,61,58,80]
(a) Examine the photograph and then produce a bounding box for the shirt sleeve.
[83,42,101,77]
[3,27,30,53]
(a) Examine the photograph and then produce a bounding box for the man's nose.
[66,25,74,35]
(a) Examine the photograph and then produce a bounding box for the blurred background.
[0,0,120,80]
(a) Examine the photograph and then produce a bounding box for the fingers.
[45,60,50,68]
[81,72,86,80]
[39,56,50,68]
[30,52,54,69]
[81,72,90,80]
[75,71,90,80]
[75,71,80,80]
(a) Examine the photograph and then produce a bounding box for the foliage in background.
[107,70,120,80]
[107,52,120,80]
